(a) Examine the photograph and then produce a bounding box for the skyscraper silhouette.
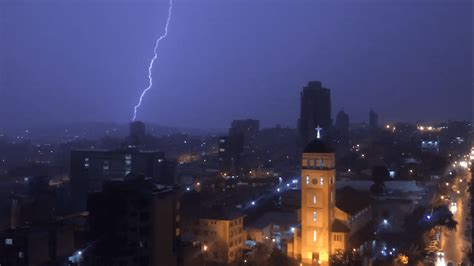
[298,81,332,145]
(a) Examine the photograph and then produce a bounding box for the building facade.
[288,134,350,265]
[182,209,245,264]
[70,148,174,210]
[335,110,350,134]
[129,121,146,146]
[369,109,379,129]
[85,176,179,266]
[298,81,332,146]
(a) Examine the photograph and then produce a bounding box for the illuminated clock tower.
[300,127,336,265]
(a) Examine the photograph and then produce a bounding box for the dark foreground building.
[70,148,175,210]
[82,175,179,266]
[0,223,75,266]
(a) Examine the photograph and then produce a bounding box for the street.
[437,166,472,266]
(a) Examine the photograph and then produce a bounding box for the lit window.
[103,160,109,172]
[320,159,324,167]
[313,195,317,204]
[306,176,310,185]
[84,158,89,169]
[313,230,317,242]
[5,238,12,245]
[313,211,317,222]
[125,154,132,166]
[320,177,324,186]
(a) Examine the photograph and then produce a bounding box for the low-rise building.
[182,207,245,264]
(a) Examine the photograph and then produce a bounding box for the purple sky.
[1,0,472,129]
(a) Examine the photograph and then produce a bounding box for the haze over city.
[0,0,473,266]
[1,0,472,130]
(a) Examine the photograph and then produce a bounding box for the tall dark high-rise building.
[335,110,350,133]
[369,109,379,129]
[217,119,260,176]
[129,121,146,145]
[229,119,259,150]
[298,81,332,145]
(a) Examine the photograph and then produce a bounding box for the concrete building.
[84,175,179,266]
[218,136,240,177]
[369,109,379,129]
[0,223,75,266]
[182,207,245,264]
[70,148,174,210]
[335,187,373,239]
[298,81,332,146]
[288,131,350,265]
[335,110,350,134]
[129,121,146,146]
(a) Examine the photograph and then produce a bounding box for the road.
[437,167,471,266]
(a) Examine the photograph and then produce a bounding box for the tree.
[371,166,389,198]
[433,205,458,230]
[394,253,409,265]
[267,248,297,266]
[330,250,362,266]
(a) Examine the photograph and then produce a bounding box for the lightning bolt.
[132,0,173,121]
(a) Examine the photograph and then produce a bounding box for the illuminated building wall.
[182,211,245,264]
[289,137,350,265]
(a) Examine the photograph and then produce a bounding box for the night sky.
[0,0,472,130]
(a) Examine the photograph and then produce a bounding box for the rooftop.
[336,186,372,215]
[331,219,351,233]
[303,138,333,153]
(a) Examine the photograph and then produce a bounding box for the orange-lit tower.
[300,127,336,265]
